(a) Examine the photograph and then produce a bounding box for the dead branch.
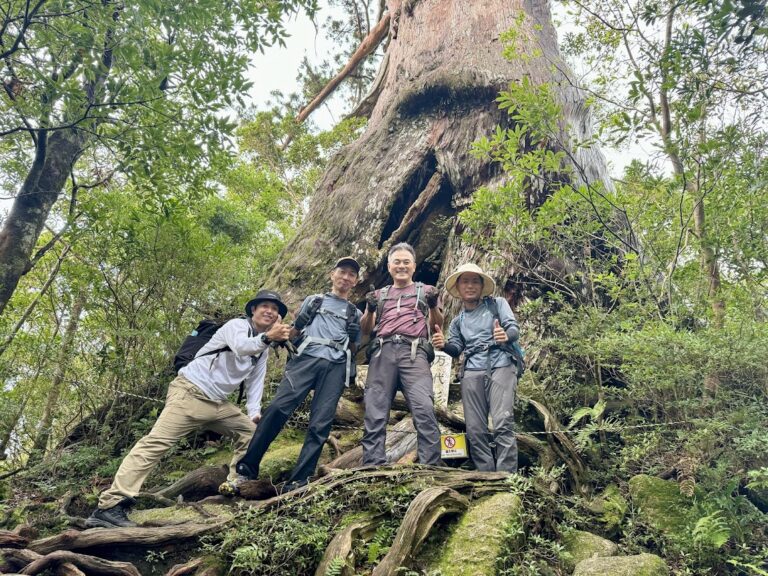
[372,486,468,575]
[297,12,391,123]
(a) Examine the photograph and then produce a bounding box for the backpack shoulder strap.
[484,296,499,320]
[345,302,357,332]
[376,286,389,310]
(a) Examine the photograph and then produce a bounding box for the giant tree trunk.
[271,0,611,305]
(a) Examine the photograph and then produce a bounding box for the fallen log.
[19,550,140,576]
[372,486,468,576]
[28,522,226,555]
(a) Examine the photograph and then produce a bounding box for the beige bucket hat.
[445,263,496,298]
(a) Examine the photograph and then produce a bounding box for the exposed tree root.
[372,486,468,575]
[314,516,382,576]
[154,466,228,501]
[165,556,206,576]
[28,523,226,555]
[0,530,28,548]
[526,397,587,489]
[17,550,140,576]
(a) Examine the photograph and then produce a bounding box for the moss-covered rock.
[587,484,628,533]
[428,492,522,576]
[572,553,668,576]
[561,530,618,572]
[628,474,690,537]
[131,504,234,525]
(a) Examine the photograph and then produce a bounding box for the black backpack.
[173,318,231,373]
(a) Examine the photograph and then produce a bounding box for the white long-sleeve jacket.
[179,318,269,418]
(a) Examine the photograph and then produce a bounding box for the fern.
[324,556,346,576]
[692,511,731,550]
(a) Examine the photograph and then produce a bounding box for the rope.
[71,379,694,437]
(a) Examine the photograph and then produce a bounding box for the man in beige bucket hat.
[433,263,521,472]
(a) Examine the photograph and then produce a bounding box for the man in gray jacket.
[432,264,521,472]
[86,290,291,528]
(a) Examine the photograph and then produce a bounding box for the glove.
[425,288,439,309]
[365,290,378,312]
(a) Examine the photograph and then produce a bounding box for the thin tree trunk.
[31,292,85,456]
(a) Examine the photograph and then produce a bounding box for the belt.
[295,335,352,387]
[375,334,426,361]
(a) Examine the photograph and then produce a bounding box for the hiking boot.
[218,474,250,497]
[85,504,137,529]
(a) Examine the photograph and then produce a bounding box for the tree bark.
[270,0,610,310]
[0,129,86,316]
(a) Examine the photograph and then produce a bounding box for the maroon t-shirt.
[375,284,437,338]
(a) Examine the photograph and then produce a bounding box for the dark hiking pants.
[361,340,441,466]
[462,364,518,472]
[237,354,346,484]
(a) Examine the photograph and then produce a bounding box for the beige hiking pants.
[98,375,255,510]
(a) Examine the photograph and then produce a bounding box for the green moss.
[572,553,669,576]
[131,504,234,525]
[428,492,522,576]
[257,430,306,481]
[561,530,618,572]
[628,474,690,537]
[587,484,628,531]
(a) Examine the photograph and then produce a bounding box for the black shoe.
[85,504,137,528]
[235,462,257,479]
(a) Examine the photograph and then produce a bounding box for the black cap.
[245,290,288,318]
[334,256,360,274]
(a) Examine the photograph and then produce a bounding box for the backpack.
[173,318,230,373]
[173,317,260,403]
[459,296,526,377]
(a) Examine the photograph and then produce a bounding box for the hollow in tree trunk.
[270,0,611,305]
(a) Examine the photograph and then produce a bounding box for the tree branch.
[297,11,390,124]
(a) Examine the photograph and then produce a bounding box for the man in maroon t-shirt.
[361,242,444,466]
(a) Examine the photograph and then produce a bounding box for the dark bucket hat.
[245,290,288,318]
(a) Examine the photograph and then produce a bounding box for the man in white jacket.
[86,290,291,528]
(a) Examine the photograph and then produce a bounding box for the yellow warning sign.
[440,433,467,459]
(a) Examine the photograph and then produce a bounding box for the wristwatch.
[260,333,272,345]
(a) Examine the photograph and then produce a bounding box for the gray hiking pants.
[237,354,346,484]
[462,364,518,472]
[362,340,441,466]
